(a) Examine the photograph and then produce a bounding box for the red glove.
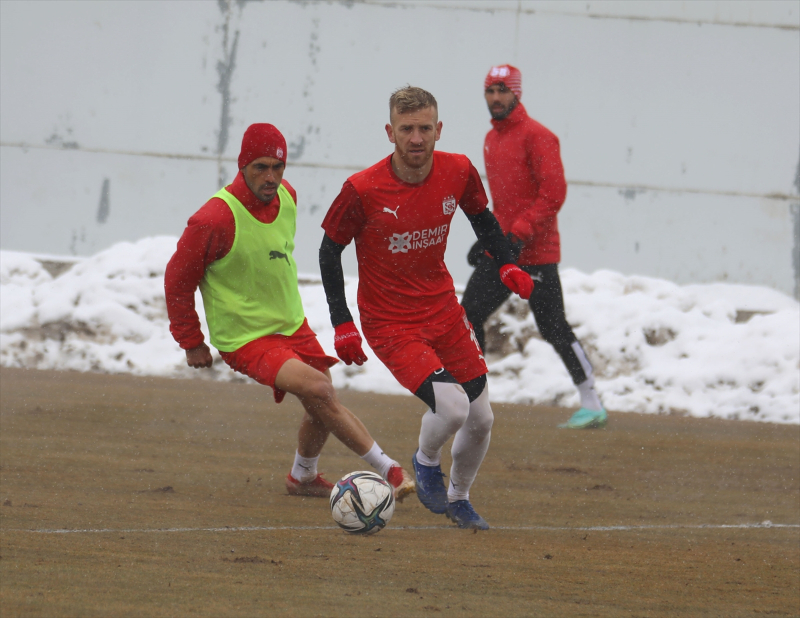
[334,321,368,366]
[499,264,534,300]
[510,218,534,242]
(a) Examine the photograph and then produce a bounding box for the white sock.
[360,441,397,479]
[418,383,470,467]
[291,451,319,483]
[577,378,603,412]
[416,441,441,467]
[571,342,603,411]
[447,384,493,503]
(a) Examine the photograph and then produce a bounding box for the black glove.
[507,233,524,262]
[467,241,484,267]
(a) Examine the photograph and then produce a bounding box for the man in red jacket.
[461,65,607,429]
[165,123,414,501]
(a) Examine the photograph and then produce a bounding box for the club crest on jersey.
[442,196,456,215]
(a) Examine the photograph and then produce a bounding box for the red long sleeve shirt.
[164,172,297,350]
[483,102,567,266]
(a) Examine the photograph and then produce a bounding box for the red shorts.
[219,319,338,402]
[362,300,487,394]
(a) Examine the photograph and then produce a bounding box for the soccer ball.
[329,471,395,534]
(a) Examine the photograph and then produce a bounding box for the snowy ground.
[1,237,798,424]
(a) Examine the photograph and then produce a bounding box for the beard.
[398,143,434,169]
[489,98,518,120]
[255,183,278,202]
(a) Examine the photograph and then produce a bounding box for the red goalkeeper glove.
[499,264,534,300]
[334,321,368,366]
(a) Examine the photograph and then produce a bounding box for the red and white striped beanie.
[484,64,522,100]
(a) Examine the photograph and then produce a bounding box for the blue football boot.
[411,450,448,514]
[446,500,490,530]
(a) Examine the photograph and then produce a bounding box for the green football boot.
[559,408,608,429]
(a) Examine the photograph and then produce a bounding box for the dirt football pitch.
[1,367,798,617]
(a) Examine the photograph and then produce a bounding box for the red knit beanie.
[238,123,287,169]
[484,65,522,100]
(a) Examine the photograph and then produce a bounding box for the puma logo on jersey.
[269,250,290,264]
[383,206,400,219]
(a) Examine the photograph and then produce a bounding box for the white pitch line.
[4,522,798,535]
[492,523,800,531]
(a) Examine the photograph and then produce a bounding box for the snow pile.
[1,238,798,423]
[485,271,799,423]
[0,238,211,380]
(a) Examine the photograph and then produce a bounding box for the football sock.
[418,382,471,466]
[291,451,320,483]
[448,384,493,503]
[360,441,397,479]
[415,442,441,467]
[570,341,603,411]
[577,378,603,412]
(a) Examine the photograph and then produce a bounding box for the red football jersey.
[322,152,488,324]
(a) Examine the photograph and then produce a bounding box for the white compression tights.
[418,381,494,502]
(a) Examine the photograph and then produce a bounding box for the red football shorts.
[362,301,488,394]
[219,319,339,402]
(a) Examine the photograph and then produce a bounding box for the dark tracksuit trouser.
[461,256,591,385]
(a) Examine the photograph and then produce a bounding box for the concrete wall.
[1,0,798,296]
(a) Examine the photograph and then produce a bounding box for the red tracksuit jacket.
[483,102,567,266]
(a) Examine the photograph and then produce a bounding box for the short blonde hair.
[389,86,438,118]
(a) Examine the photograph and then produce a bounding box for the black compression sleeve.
[464,209,516,267]
[319,234,354,327]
